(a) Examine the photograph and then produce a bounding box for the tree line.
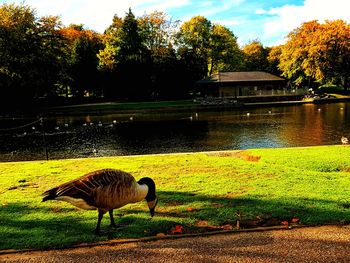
[0,3,349,106]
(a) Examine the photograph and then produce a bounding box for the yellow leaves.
[280,19,350,85]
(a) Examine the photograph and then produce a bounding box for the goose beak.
[148,197,158,217]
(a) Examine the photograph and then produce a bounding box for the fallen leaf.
[281,221,289,226]
[222,224,233,230]
[196,220,209,227]
[291,218,300,223]
[187,207,194,212]
[170,225,184,234]
[156,233,166,237]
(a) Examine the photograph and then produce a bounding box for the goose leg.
[109,210,117,227]
[109,209,128,228]
[95,209,105,235]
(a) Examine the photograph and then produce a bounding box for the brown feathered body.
[42,169,149,213]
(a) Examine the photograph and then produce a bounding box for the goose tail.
[42,187,58,202]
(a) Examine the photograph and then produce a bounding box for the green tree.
[138,11,186,99]
[209,24,242,75]
[99,9,152,99]
[69,29,103,97]
[242,40,269,72]
[176,16,211,57]
[176,16,211,78]
[118,10,144,60]
[36,15,69,98]
[0,3,40,103]
[267,45,283,76]
[138,11,178,55]
[98,16,123,72]
[176,16,242,77]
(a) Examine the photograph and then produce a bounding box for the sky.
[3,0,350,46]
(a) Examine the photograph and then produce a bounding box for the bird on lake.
[42,169,158,235]
[341,136,348,144]
[92,148,98,156]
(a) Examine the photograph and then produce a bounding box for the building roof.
[197,71,284,84]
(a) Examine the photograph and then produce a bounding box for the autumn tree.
[267,45,283,76]
[67,28,103,97]
[279,20,350,90]
[138,11,186,99]
[138,11,178,56]
[36,15,68,98]
[242,40,269,72]
[308,20,350,90]
[0,3,71,104]
[0,4,40,103]
[176,16,211,78]
[98,15,123,72]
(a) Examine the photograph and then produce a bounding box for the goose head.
[138,177,158,217]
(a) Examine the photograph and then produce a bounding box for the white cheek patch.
[148,198,158,209]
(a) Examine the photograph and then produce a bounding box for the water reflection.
[0,102,349,162]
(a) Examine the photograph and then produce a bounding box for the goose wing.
[42,169,135,208]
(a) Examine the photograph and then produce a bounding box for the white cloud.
[7,0,190,31]
[255,9,267,15]
[196,0,245,17]
[137,0,190,14]
[260,0,350,46]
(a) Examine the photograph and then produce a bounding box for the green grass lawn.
[1,145,350,251]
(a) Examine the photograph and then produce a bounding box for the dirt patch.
[208,151,261,162]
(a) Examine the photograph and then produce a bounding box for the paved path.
[1,225,350,262]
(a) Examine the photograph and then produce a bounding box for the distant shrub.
[318,84,343,94]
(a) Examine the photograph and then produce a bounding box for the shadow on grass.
[1,190,349,251]
[157,190,350,225]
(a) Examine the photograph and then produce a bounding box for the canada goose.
[341,136,348,144]
[42,169,158,235]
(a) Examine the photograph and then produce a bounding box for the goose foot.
[94,229,108,236]
[110,222,129,228]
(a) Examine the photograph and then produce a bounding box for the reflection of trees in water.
[112,120,209,155]
[280,103,350,146]
[0,103,350,162]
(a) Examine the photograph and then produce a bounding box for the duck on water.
[42,169,158,235]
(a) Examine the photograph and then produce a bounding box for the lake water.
[0,102,349,162]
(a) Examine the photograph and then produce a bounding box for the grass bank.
[1,145,350,251]
[47,100,199,115]
[45,96,350,116]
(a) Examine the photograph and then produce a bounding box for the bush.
[318,84,343,94]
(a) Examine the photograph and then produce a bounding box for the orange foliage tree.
[279,20,350,90]
[242,40,269,72]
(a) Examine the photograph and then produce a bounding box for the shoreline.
[0,144,346,164]
[44,97,350,116]
[1,97,350,117]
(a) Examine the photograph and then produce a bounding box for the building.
[196,71,294,99]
